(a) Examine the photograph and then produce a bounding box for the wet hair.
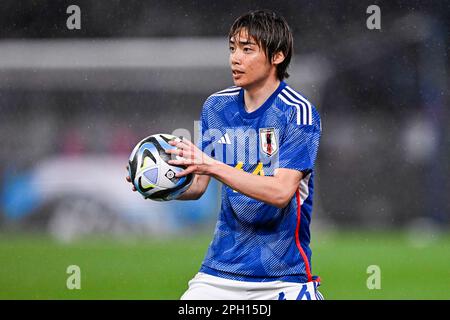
[228,9,294,81]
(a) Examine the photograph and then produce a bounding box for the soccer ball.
[128,133,193,201]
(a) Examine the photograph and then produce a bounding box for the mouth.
[232,70,244,78]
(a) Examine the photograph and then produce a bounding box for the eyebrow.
[229,39,257,46]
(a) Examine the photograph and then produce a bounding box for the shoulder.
[275,85,321,128]
[202,86,241,110]
[210,86,241,97]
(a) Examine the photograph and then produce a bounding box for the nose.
[230,49,241,66]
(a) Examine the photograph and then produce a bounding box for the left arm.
[210,163,303,208]
[166,139,303,208]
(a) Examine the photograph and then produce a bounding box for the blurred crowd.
[0,1,448,234]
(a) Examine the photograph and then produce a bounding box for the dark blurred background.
[0,0,449,239]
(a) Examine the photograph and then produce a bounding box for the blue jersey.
[197,81,321,283]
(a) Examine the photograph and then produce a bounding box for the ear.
[272,51,286,66]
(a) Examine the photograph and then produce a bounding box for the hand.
[165,138,217,177]
[125,165,137,192]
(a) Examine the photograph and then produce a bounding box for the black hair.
[228,9,294,81]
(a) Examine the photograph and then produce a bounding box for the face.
[229,29,277,89]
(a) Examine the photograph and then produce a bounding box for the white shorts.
[180,272,324,300]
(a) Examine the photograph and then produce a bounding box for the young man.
[129,10,322,300]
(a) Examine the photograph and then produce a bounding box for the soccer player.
[129,9,323,300]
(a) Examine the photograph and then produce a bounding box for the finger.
[168,159,185,166]
[169,138,187,146]
[126,176,131,182]
[165,149,185,159]
[166,141,184,151]
[183,139,200,151]
[181,137,195,147]
[132,186,136,191]
[168,159,192,166]
[165,148,178,154]
[175,166,196,178]
[171,144,195,158]
[174,141,188,150]
[171,151,197,164]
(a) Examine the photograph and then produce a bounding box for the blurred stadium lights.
[0,38,330,93]
[0,12,441,94]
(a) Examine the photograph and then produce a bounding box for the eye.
[243,47,253,53]
[229,46,235,53]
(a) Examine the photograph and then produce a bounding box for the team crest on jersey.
[259,128,278,156]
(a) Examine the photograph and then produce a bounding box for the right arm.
[176,174,210,200]
[125,168,210,201]
[127,96,213,200]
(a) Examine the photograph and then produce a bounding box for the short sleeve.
[278,111,321,174]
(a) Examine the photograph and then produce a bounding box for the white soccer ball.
[128,134,193,201]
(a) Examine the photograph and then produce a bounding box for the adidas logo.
[217,133,231,145]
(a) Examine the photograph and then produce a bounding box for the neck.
[243,77,280,113]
